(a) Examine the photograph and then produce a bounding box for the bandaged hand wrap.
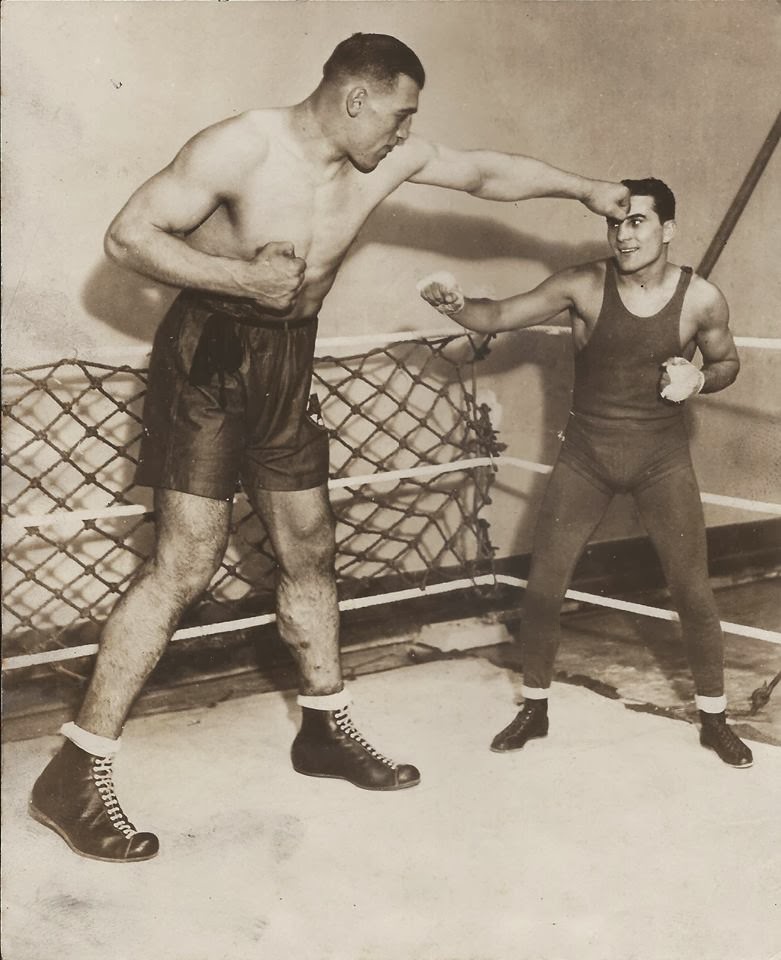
[416,271,465,315]
[660,357,705,402]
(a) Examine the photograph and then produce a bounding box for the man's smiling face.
[607,194,675,274]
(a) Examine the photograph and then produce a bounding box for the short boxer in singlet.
[136,289,330,500]
[522,262,723,696]
[418,177,752,766]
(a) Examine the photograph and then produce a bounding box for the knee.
[150,543,223,602]
[669,572,716,611]
[279,516,336,581]
[673,584,720,629]
[523,585,565,625]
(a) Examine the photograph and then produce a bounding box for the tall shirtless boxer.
[31,33,630,862]
[420,178,753,768]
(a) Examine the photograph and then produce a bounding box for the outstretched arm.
[104,118,304,310]
[405,139,630,219]
[418,269,577,335]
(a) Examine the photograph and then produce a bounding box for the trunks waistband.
[181,290,317,330]
[569,409,684,431]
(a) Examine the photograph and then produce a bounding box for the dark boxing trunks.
[135,290,330,501]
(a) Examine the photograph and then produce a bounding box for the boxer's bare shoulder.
[687,272,728,320]
[567,259,609,323]
[167,109,284,194]
[565,261,606,347]
[680,270,730,348]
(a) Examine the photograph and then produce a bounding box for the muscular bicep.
[113,164,220,239]
[405,139,485,192]
[107,120,258,243]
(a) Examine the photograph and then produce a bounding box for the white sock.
[297,689,351,711]
[522,686,549,701]
[695,694,727,714]
[61,721,121,757]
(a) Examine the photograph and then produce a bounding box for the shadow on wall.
[348,200,610,274]
[81,258,177,344]
[80,200,610,344]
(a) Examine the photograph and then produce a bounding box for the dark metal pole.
[697,108,781,279]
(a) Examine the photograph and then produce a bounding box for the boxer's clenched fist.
[583,180,631,220]
[659,356,705,403]
[244,241,306,310]
[417,271,465,316]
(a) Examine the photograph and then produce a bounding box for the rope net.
[2,334,501,671]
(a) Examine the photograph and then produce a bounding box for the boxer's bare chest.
[194,138,389,279]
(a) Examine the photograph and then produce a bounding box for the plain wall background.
[3,0,779,559]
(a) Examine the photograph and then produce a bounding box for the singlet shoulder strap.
[603,257,621,298]
[669,265,694,308]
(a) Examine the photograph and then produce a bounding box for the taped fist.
[659,356,705,403]
[417,271,465,316]
[246,241,306,310]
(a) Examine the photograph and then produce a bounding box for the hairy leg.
[521,459,613,689]
[248,484,340,695]
[77,488,232,737]
[633,467,724,697]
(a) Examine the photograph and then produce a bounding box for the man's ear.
[346,86,367,118]
[662,218,676,244]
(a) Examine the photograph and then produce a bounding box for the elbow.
[103,222,130,267]
[104,213,146,270]
[464,162,490,198]
[468,177,496,201]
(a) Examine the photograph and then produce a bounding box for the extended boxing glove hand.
[660,356,705,402]
[417,271,465,316]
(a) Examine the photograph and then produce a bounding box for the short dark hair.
[323,33,425,90]
[621,178,676,223]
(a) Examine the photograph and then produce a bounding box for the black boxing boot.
[30,733,159,862]
[699,711,753,768]
[491,699,549,753]
[291,693,420,791]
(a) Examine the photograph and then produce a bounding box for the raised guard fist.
[417,271,465,316]
[246,240,306,310]
[660,356,705,402]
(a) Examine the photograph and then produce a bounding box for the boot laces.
[333,707,396,768]
[91,757,138,838]
[711,720,747,755]
[507,706,539,733]
[703,714,751,761]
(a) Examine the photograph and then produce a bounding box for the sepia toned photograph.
[2,2,779,958]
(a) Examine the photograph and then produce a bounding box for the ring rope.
[3,327,778,671]
[4,454,779,534]
[732,337,781,350]
[4,327,778,377]
[3,570,778,671]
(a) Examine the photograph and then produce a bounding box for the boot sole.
[699,742,753,769]
[490,731,548,754]
[29,802,159,862]
[291,766,420,791]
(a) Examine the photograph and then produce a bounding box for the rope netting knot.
[2,333,499,665]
